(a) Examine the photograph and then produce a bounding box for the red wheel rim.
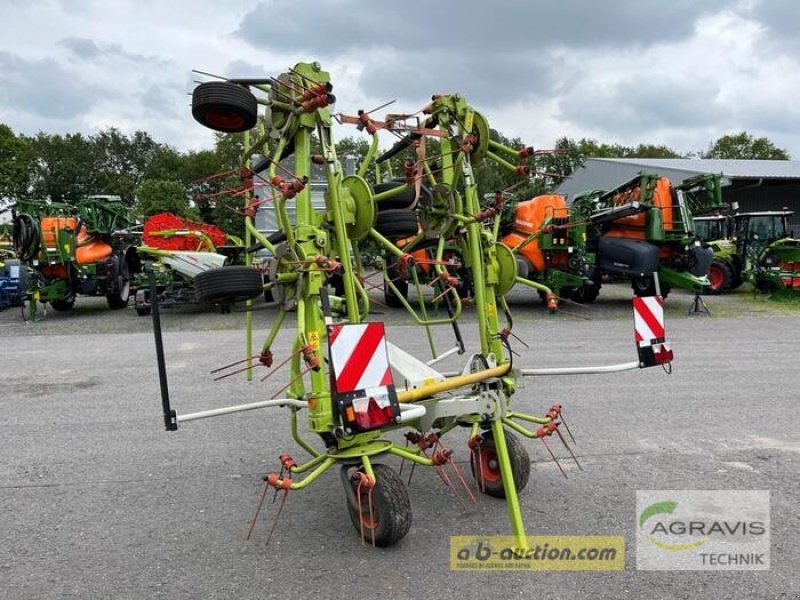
[478,448,502,483]
[205,110,245,130]
[708,264,724,290]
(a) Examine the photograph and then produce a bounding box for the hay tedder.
[150,62,675,548]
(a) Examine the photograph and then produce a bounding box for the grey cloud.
[237,0,731,55]
[558,75,728,135]
[744,0,800,43]
[58,37,101,59]
[58,37,159,65]
[0,52,106,119]
[139,83,183,119]
[359,50,554,107]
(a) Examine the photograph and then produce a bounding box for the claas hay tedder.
[148,61,676,548]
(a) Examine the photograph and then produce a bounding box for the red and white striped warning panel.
[632,296,673,367]
[328,322,394,393]
[633,296,665,346]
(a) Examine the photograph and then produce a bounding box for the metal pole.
[148,263,177,431]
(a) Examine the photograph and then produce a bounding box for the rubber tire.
[194,266,264,304]
[375,210,418,239]
[571,284,600,304]
[470,430,531,499]
[135,305,151,317]
[345,464,412,547]
[384,262,408,308]
[373,181,432,211]
[50,295,76,311]
[707,259,733,295]
[192,82,258,133]
[106,255,130,309]
[631,276,670,299]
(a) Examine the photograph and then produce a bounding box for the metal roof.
[556,158,800,200]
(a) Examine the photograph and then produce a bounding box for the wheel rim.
[708,265,724,290]
[478,448,502,484]
[205,110,246,131]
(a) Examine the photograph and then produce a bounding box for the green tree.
[703,132,790,160]
[0,124,31,199]
[134,178,195,220]
[27,132,99,203]
[93,128,162,204]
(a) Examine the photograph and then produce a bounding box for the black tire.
[50,295,76,311]
[374,210,418,240]
[192,82,258,133]
[571,284,600,304]
[631,276,670,298]
[263,288,274,303]
[106,254,130,309]
[372,181,432,211]
[470,430,531,498]
[135,305,151,317]
[345,464,412,547]
[706,259,733,295]
[384,262,408,307]
[194,266,263,304]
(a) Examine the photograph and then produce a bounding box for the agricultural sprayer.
[10,196,138,321]
[149,62,675,548]
[505,173,722,305]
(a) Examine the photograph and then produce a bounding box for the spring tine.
[560,414,577,445]
[406,461,417,487]
[271,467,285,504]
[399,439,408,478]
[213,363,261,381]
[554,427,583,471]
[263,489,290,548]
[245,479,271,540]
[448,459,479,506]
[211,355,263,374]
[540,438,568,479]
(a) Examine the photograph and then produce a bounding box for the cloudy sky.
[2,0,799,157]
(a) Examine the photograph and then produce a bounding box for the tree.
[703,132,790,160]
[0,124,31,200]
[27,132,99,203]
[134,178,195,220]
[93,128,162,204]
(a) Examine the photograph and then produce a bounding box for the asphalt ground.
[1,283,799,599]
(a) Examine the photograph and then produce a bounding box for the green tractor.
[11,195,139,320]
[697,209,800,294]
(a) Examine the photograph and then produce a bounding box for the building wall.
[726,181,800,234]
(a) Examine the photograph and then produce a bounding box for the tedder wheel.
[383,261,408,307]
[192,82,258,133]
[344,464,412,547]
[470,430,531,498]
[194,266,264,305]
[106,253,131,310]
[706,259,733,295]
[374,209,419,239]
[372,181,432,211]
[50,294,76,311]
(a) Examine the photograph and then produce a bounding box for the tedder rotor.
[149,62,675,548]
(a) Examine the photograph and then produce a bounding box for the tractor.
[504,173,722,304]
[11,196,139,320]
[696,209,800,294]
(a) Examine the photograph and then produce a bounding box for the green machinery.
[152,62,673,548]
[695,209,800,293]
[11,195,139,320]
[505,173,723,303]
